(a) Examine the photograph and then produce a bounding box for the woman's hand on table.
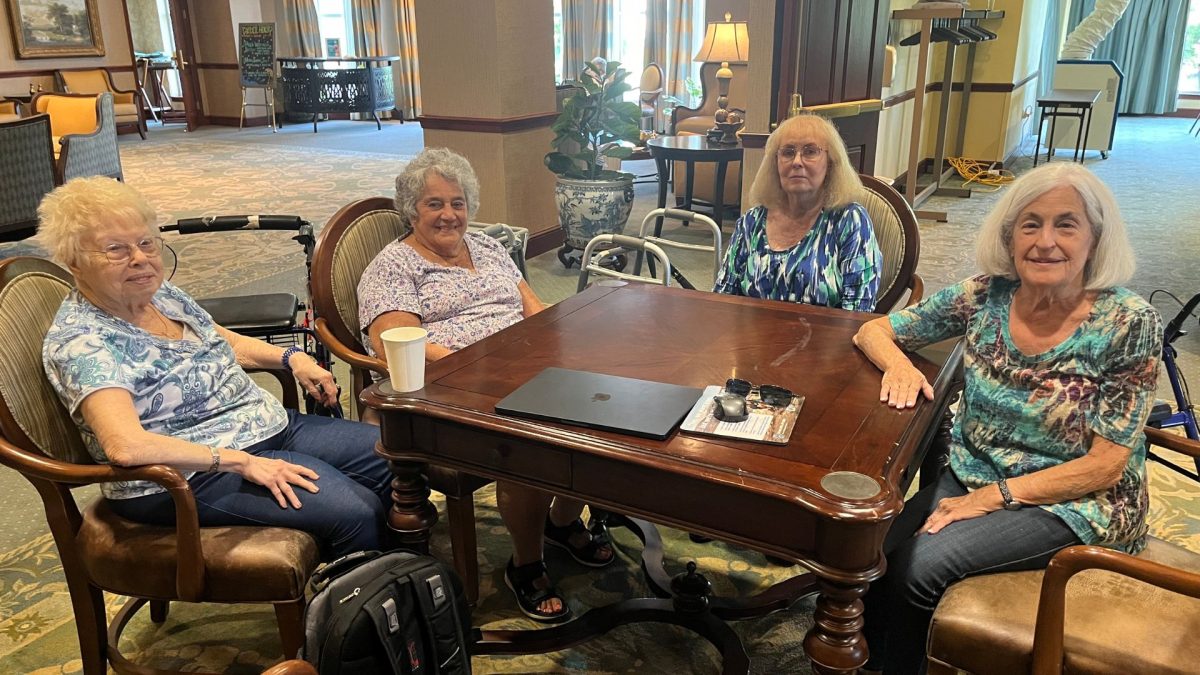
[290,353,339,407]
[234,452,320,509]
[879,362,934,409]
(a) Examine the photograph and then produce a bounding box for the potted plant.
[545,58,642,268]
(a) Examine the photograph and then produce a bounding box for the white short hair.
[36,177,158,268]
[394,147,481,226]
[975,162,1134,290]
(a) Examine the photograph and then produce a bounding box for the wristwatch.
[997,478,1021,511]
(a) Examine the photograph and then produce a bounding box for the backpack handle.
[309,550,382,591]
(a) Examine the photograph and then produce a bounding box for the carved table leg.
[385,458,438,554]
[804,577,869,675]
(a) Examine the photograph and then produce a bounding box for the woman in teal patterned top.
[853,163,1161,675]
[713,114,881,311]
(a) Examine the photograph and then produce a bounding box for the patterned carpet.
[0,118,1196,673]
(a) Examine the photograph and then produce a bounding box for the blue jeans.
[861,470,1080,675]
[110,410,391,559]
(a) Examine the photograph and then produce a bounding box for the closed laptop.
[495,367,703,440]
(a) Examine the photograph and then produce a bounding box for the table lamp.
[693,12,749,145]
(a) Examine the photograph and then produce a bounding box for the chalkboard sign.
[239,23,275,88]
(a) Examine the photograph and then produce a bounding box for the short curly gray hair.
[394,147,481,226]
[35,176,158,268]
[975,162,1134,290]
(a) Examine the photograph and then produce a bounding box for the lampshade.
[693,13,749,64]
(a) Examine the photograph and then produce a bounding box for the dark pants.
[109,410,391,559]
[862,470,1080,675]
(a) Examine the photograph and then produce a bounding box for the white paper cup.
[380,326,427,393]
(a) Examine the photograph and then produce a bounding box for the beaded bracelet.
[281,346,304,372]
[207,446,221,473]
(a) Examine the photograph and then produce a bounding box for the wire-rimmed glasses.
[85,236,165,263]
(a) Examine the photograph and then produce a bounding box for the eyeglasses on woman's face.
[777,144,826,164]
[85,236,165,263]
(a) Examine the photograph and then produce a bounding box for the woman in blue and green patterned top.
[852,162,1161,675]
[713,114,881,311]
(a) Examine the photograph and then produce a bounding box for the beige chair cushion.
[331,209,409,342]
[79,499,320,602]
[0,113,18,123]
[112,101,139,122]
[857,185,905,304]
[928,537,1200,675]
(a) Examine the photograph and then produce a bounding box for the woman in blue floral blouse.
[852,162,1161,675]
[713,113,881,311]
[39,177,390,561]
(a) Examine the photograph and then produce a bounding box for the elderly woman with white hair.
[357,147,611,624]
[713,113,881,311]
[39,177,392,560]
[852,162,1162,674]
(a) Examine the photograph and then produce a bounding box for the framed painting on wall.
[6,0,105,58]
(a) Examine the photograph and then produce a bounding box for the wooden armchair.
[57,67,146,138]
[927,428,1200,675]
[0,98,20,121]
[310,197,507,603]
[32,92,124,183]
[858,174,923,312]
[639,63,664,132]
[0,115,55,242]
[0,257,322,674]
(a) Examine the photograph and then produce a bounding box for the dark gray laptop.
[495,367,704,440]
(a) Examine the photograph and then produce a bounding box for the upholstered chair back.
[34,92,99,139]
[857,174,923,313]
[0,115,56,239]
[0,258,90,464]
[59,69,112,95]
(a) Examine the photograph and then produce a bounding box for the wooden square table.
[363,283,962,674]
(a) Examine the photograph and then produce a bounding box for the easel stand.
[892,7,1003,222]
[239,82,277,132]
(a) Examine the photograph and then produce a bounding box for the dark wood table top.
[647,135,743,160]
[1037,88,1102,107]
[364,283,959,572]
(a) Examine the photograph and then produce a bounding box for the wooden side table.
[646,135,743,233]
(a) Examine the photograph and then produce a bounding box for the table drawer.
[435,425,572,489]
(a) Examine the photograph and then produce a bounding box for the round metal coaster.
[596,279,627,287]
[820,471,881,500]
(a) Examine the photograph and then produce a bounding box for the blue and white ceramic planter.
[554,175,636,250]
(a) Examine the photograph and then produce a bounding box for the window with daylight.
[316,0,353,58]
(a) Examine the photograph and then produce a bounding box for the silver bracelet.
[208,446,221,473]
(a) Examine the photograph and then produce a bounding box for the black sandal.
[504,558,572,624]
[544,516,615,568]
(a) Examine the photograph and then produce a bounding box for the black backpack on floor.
[300,550,473,674]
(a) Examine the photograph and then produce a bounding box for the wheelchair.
[160,214,340,416]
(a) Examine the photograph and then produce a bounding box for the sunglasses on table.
[724,378,794,408]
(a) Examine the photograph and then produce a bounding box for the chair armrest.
[248,367,301,410]
[904,273,924,308]
[1031,545,1200,675]
[315,317,388,377]
[1145,426,1200,459]
[0,434,207,600]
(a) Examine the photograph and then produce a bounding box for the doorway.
[125,0,202,130]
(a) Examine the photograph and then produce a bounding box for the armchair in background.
[0,115,55,242]
[57,68,146,139]
[639,63,664,132]
[32,92,124,183]
[0,99,20,122]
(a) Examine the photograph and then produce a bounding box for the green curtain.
[1065,0,1189,114]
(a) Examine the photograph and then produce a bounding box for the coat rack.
[892,6,1004,222]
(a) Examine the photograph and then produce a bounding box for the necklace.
[151,307,181,340]
[413,238,471,269]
